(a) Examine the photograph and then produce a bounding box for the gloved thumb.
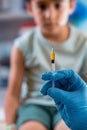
[47,87,70,105]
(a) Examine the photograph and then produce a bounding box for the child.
[5,0,87,130]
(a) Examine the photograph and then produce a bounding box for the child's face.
[26,0,75,36]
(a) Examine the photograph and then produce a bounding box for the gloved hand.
[40,69,87,130]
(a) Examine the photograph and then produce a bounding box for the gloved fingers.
[47,87,70,105]
[40,80,62,95]
[40,80,52,95]
[55,79,71,91]
[41,71,52,80]
[41,70,67,81]
[52,70,78,91]
[52,69,74,81]
[41,69,85,92]
[41,69,74,81]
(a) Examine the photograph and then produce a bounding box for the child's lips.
[45,23,56,29]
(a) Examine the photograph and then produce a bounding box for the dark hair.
[25,0,31,2]
[25,0,75,3]
[25,0,75,2]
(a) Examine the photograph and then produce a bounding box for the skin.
[5,0,76,130]
[26,0,76,42]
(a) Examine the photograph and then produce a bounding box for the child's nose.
[44,7,56,20]
[44,9,51,18]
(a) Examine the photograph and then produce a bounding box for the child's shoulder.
[13,27,38,53]
[18,26,38,41]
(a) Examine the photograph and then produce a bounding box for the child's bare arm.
[5,46,25,124]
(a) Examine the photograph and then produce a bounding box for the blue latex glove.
[40,69,87,130]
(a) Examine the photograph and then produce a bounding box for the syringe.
[50,48,55,87]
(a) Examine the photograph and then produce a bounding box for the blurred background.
[0,0,87,129]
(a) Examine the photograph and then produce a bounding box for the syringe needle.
[50,48,55,87]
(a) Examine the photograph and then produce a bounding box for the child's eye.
[55,1,67,10]
[38,4,47,10]
[55,3,61,9]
